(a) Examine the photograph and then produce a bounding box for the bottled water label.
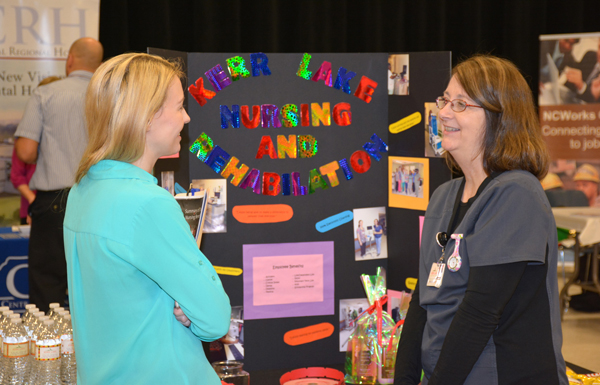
[2,341,28,357]
[61,338,74,354]
[29,339,36,355]
[35,344,61,360]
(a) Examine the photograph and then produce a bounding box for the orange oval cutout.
[283,322,334,346]
[232,204,293,224]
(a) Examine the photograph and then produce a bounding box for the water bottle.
[58,315,75,385]
[0,313,19,374]
[0,312,14,337]
[31,320,60,385]
[49,309,63,323]
[46,304,60,319]
[22,307,39,333]
[23,311,39,337]
[51,312,64,333]
[23,305,36,319]
[1,317,28,385]
[24,315,48,385]
[0,310,14,376]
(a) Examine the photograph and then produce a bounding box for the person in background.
[539,38,579,84]
[394,55,567,384]
[373,219,383,256]
[573,163,600,207]
[10,149,35,225]
[14,38,103,312]
[564,39,600,103]
[357,220,366,257]
[10,76,61,225]
[414,168,422,197]
[388,63,397,95]
[541,172,564,191]
[403,166,410,194]
[397,167,402,193]
[63,53,231,384]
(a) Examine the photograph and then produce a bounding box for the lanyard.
[435,172,502,263]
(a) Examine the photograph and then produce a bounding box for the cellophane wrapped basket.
[344,267,403,384]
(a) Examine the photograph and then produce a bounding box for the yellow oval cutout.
[214,266,243,276]
[284,322,334,346]
[405,277,417,291]
[232,204,294,224]
[389,112,422,134]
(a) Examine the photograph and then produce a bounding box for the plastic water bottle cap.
[43,320,54,326]
[25,304,36,309]
[2,310,13,316]
[39,316,49,322]
[63,315,71,321]
[48,303,60,309]
[9,314,19,319]
[34,312,44,318]
[10,318,20,324]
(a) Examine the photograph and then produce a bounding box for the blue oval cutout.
[315,210,353,233]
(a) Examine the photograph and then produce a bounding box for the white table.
[553,208,600,317]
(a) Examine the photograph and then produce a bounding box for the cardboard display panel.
[150,48,452,371]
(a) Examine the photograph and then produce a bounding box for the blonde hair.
[75,53,184,183]
[444,55,549,180]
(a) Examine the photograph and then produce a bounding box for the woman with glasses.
[394,55,568,384]
[63,53,231,384]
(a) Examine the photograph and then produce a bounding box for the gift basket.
[566,367,600,384]
[344,267,404,384]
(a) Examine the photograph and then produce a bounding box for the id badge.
[426,262,445,288]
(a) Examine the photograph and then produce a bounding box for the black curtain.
[99,0,600,100]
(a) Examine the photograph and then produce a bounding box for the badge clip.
[447,234,463,272]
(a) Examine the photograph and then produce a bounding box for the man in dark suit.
[539,38,579,84]
[564,40,600,103]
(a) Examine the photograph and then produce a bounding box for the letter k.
[188,77,216,107]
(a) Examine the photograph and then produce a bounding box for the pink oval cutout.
[232,204,293,223]
[284,322,334,346]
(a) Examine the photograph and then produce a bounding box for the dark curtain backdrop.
[99,0,600,101]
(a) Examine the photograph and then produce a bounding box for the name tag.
[427,262,445,288]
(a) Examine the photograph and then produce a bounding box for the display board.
[386,52,453,294]
[150,48,452,371]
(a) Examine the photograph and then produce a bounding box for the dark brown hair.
[444,55,549,179]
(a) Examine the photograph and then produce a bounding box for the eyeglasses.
[435,97,483,113]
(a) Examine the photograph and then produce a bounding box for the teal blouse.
[64,160,231,385]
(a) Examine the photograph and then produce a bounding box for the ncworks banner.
[539,32,600,205]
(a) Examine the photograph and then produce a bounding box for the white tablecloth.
[552,207,600,246]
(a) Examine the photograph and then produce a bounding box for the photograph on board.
[389,156,429,211]
[209,306,244,362]
[339,298,370,352]
[191,179,227,233]
[424,102,445,157]
[352,206,387,261]
[388,54,409,95]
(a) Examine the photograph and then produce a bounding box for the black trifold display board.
[150,48,451,372]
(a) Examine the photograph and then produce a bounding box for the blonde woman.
[64,53,230,384]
